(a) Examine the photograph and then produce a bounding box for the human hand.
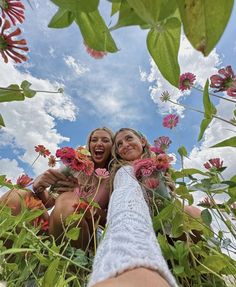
[163,172,176,195]
[51,175,78,195]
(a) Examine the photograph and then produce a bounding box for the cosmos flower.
[179,72,196,91]
[84,42,107,59]
[16,174,33,188]
[94,168,110,179]
[162,114,179,129]
[35,144,51,158]
[0,0,25,25]
[0,18,28,63]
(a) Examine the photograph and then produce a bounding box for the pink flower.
[4,177,12,184]
[95,168,110,179]
[35,145,51,158]
[179,72,196,91]
[0,18,28,63]
[56,147,75,164]
[162,114,179,129]
[73,200,91,212]
[33,217,49,232]
[133,158,157,180]
[17,174,33,188]
[198,197,213,208]
[84,42,107,59]
[154,136,172,151]
[204,158,223,171]
[160,91,170,102]
[144,177,159,189]
[150,146,164,154]
[155,153,172,171]
[0,0,25,25]
[210,66,236,98]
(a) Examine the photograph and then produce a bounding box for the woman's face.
[115,130,145,162]
[89,130,113,168]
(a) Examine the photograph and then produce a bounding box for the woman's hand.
[33,169,78,195]
[163,172,176,195]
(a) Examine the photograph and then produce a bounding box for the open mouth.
[94,149,105,159]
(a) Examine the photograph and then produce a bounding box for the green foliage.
[147,17,181,87]
[0,113,5,128]
[176,0,234,56]
[177,145,188,158]
[48,8,75,28]
[51,0,99,13]
[210,136,236,148]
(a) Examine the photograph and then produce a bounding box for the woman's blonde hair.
[110,128,151,184]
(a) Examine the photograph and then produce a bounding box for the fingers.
[54,187,75,194]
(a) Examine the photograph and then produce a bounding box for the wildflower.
[95,168,110,179]
[179,72,196,91]
[56,146,75,164]
[73,201,91,212]
[33,217,49,231]
[24,195,43,210]
[4,177,12,184]
[84,42,107,59]
[160,91,170,102]
[150,146,164,154]
[155,153,173,171]
[16,174,33,188]
[154,136,172,151]
[204,158,223,171]
[162,114,179,129]
[133,158,157,180]
[0,18,28,63]
[48,155,56,167]
[34,144,51,158]
[0,0,25,25]
[144,177,159,189]
[210,66,236,97]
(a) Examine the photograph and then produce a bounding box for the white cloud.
[0,61,77,175]
[64,56,90,76]
[141,36,221,115]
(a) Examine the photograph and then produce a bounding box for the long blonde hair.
[110,128,151,184]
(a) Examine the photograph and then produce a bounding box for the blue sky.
[0,1,235,191]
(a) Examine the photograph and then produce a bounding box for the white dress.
[87,166,177,287]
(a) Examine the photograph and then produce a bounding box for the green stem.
[168,99,236,127]
[193,86,236,104]
[0,87,62,94]
[31,154,40,167]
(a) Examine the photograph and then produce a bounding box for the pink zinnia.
[154,136,172,151]
[95,168,110,179]
[0,0,25,25]
[198,197,213,208]
[155,153,172,171]
[34,217,49,232]
[179,72,196,91]
[48,155,56,167]
[17,174,33,188]
[56,147,75,164]
[210,66,236,98]
[84,42,107,59]
[160,91,170,102]
[203,158,223,171]
[35,144,51,158]
[162,114,179,129]
[133,158,157,180]
[150,146,164,154]
[0,18,28,63]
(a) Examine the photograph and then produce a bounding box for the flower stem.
[193,86,236,104]
[168,99,236,127]
[31,154,40,167]
[0,87,62,94]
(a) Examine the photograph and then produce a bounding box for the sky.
[0,1,236,202]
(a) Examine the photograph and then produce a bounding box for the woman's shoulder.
[115,164,134,178]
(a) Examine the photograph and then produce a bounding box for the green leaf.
[176,0,234,56]
[51,0,99,13]
[147,17,181,87]
[65,213,83,226]
[0,174,13,188]
[0,114,5,128]
[173,168,206,179]
[0,85,24,102]
[202,255,227,272]
[198,118,212,141]
[20,80,37,98]
[203,80,217,118]
[210,136,236,148]
[111,1,121,16]
[158,0,178,21]
[48,8,75,28]
[177,145,188,158]
[0,248,37,256]
[110,0,147,31]
[127,0,165,25]
[43,258,60,286]
[201,209,212,226]
[66,227,80,240]
[75,9,118,53]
